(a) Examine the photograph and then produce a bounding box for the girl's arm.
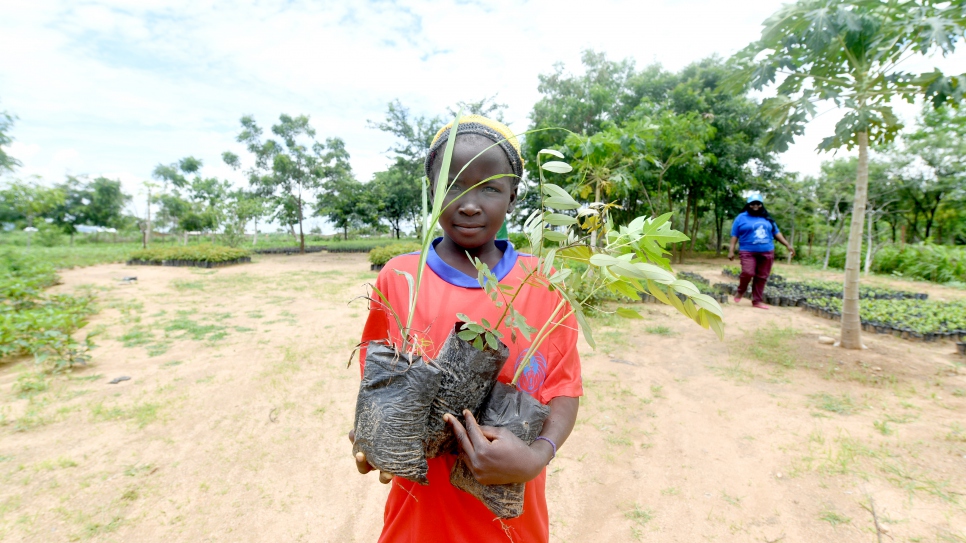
[445,395,579,485]
[774,232,795,256]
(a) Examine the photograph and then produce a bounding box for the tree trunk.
[823,230,834,270]
[787,223,795,264]
[840,131,869,350]
[253,218,258,247]
[343,226,348,240]
[146,187,153,245]
[689,208,699,253]
[714,212,723,256]
[297,197,306,255]
[864,212,874,275]
[808,231,813,257]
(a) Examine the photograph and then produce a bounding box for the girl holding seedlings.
[727,193,795,309]
[350,115,581,543]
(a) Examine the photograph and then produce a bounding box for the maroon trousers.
[737,250,775,304]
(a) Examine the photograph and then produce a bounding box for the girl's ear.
[506,185,518,214]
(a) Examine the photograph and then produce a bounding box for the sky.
[1,0,963,232]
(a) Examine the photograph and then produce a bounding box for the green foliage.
[463,148,726,385]
[872,244,966,284]
[129,244,250,264]
[226,114,353,253]
[808,297,966,336]
[0,108,20,173]
[733,0,965,152]
[368,242,421,266]
[0,251,98,372]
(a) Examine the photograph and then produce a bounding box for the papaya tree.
[731,0,965,349]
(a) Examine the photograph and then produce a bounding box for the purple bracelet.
[533,436,557,461]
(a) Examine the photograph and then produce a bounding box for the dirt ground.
[1,253,964,542]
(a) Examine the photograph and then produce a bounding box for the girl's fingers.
[445,413,476,457]
[354,452,371,474]
[378,471,393,484]
[462,410,491,446]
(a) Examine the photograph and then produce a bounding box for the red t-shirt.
[358,239,583,543]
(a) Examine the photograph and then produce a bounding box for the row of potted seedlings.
[127,257,252,268]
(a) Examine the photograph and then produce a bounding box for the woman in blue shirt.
[727,194,794,309]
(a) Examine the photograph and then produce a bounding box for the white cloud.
[1,0,963,202]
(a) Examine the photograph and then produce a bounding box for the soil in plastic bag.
[353,341,443,485]
[424,323,509,458]
[450,382,551,519]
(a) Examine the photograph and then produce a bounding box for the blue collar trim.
[426,238,518,288]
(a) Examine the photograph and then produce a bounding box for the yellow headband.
[425,114,524,180]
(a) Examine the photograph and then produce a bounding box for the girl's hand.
[348,430,393,484]
[728,251,735,261]
[787,246,795,257]
[445,410,551,485]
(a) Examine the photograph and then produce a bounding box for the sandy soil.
[1,253,964,542]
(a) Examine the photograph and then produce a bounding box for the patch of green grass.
[660,487,679,496]
[650,384,664,398]
[952,388,965,398]
[818,507,851,527]
[808,392,858,415]
[12,372,48,399]
[171,279,205,291]
[119,328,154,348]
[233,326,255,333]
[873,420,893,436]
[146,342,171,357]
[624,502,653,526]
[743,327,798,368]
[945,422,966,443]
[89,401,161,428]
[161,360,182,368]
[245,310,264,319]
[163,316,227,341]
[645,325,674,336]
[68,374,103,382]
[721,491,742,507]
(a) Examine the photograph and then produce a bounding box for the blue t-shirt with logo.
[731,212,779,252]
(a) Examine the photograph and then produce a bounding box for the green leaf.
[616,307,644,319]
[456,313,470,322]
[670,279,701,298]
[467,323,485,333]
[544,213,578,226]
[544,230,569,242]
[481,318,492,329]
[708,314,725,340]
[485,332,498,351]
[538,149,565,159]
[544,197,582,210]
[691,293,724,318]
[472,336,484,351]
[542,184,580,209]
[458,330,479,342]
[541,161,573,174]
[572,301,595,349]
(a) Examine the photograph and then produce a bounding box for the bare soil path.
[1,254,964,542]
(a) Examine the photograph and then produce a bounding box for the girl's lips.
[454,225,484,232]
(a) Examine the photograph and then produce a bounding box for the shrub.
[369,242,422,266]
[872,244,966,283]
[129,244,251,264]
[0,250,98,372]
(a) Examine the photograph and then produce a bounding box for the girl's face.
[749,202,762,210]
[435,138,517,251]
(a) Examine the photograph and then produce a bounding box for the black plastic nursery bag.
[353,341,442,485]
[424,323,509,458]
[450,382,551,519]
